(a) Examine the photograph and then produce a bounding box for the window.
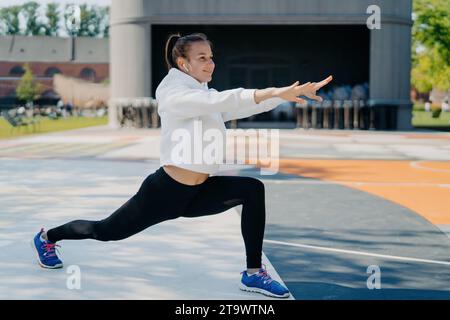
[45,67,62,77]
[80,67,96,81]
[9,66,25,77]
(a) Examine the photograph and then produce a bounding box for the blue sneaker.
[239,265,290,298]
[31,228,63,269]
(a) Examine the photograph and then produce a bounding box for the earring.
[183,64,189,72]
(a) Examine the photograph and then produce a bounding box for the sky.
[0,0,111,7]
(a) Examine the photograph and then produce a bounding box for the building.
[0,35,109,106]
[109,0,413,130]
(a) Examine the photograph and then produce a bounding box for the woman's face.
[178,41,215,83]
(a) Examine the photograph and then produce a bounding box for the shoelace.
[42,242,60,258]
[257,269,273,284]
[241,264,273,284]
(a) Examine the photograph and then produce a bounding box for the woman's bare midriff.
[163,165,209,186]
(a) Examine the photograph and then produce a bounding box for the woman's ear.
[176,57,184,70]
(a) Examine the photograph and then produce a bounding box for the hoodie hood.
[156,67,209,103]
[166,67,208,89]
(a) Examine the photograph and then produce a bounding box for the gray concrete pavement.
[0,158,290,300]
[0,125,449,299]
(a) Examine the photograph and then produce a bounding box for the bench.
[1,111,40,134]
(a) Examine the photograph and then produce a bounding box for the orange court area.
[276,159,450,225]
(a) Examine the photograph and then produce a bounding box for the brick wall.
[0,61,109,97]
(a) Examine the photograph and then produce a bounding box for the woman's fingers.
[315,75,333,89]
[295,82,313,95]
[289,76,331,101]
[306,94,323,102]
[297,82,311,89]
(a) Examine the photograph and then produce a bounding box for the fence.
[294,100,374,130]
[111,98,399,130]
[111,97,160,128]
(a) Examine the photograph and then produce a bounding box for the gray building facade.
[109,0,413,130]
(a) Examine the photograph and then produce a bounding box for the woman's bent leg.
[183,176,266,269]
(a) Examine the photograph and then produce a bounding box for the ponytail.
[164,33,181,71]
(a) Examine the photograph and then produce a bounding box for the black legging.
[47,166,266,268]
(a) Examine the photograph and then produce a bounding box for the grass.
[412,110,450,128]
[0,115,108,139]
[1,110,448,139]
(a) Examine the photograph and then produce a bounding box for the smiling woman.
[33,31,334,300]
[165,33,215,84]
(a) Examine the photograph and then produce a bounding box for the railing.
[294,100,374,130]
[111,97,160,128]
[111,98,389,130]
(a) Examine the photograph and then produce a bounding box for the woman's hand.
[274,75,333,103]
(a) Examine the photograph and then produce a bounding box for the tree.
[44,3,60,36]
[16,63,42,104]
[0,3,109,37]
[64,4,103,37]
[99,6,109,38]
[22,1,45,35]
[412,0,450,92]
[0,6,22,35]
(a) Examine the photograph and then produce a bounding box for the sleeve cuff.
[259,97,287,112]
[239,89,258,108]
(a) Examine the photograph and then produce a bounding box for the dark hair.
[164,33,213,71]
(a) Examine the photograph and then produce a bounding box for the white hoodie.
[155,67,286,174]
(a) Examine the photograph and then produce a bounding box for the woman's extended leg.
[45,167,197,243]
[182,175,266,269]
[46,194,148,243]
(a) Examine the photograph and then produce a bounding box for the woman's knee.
[243,177,265,197]
[235,177,265,205]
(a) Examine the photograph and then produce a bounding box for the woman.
[32,33,332,298]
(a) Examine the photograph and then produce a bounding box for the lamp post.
[65,5,81,113]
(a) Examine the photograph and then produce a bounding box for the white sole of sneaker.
[30,239,63,269]
[239,282,290,299]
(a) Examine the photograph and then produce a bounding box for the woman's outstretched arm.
[254,75,333,104]
[222,75,334,122]
[156,75,333,120]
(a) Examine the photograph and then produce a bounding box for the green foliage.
[0,6,22,35]
[431,108,442,118]
[0,2,109,37]
[22,1,45,35]
[64,4,109,37]
[16,63,41,103]
[412,0,450,92]
[44,3,60,36]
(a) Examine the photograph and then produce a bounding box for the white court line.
[410,161,450,174]
[264,239,450,266]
